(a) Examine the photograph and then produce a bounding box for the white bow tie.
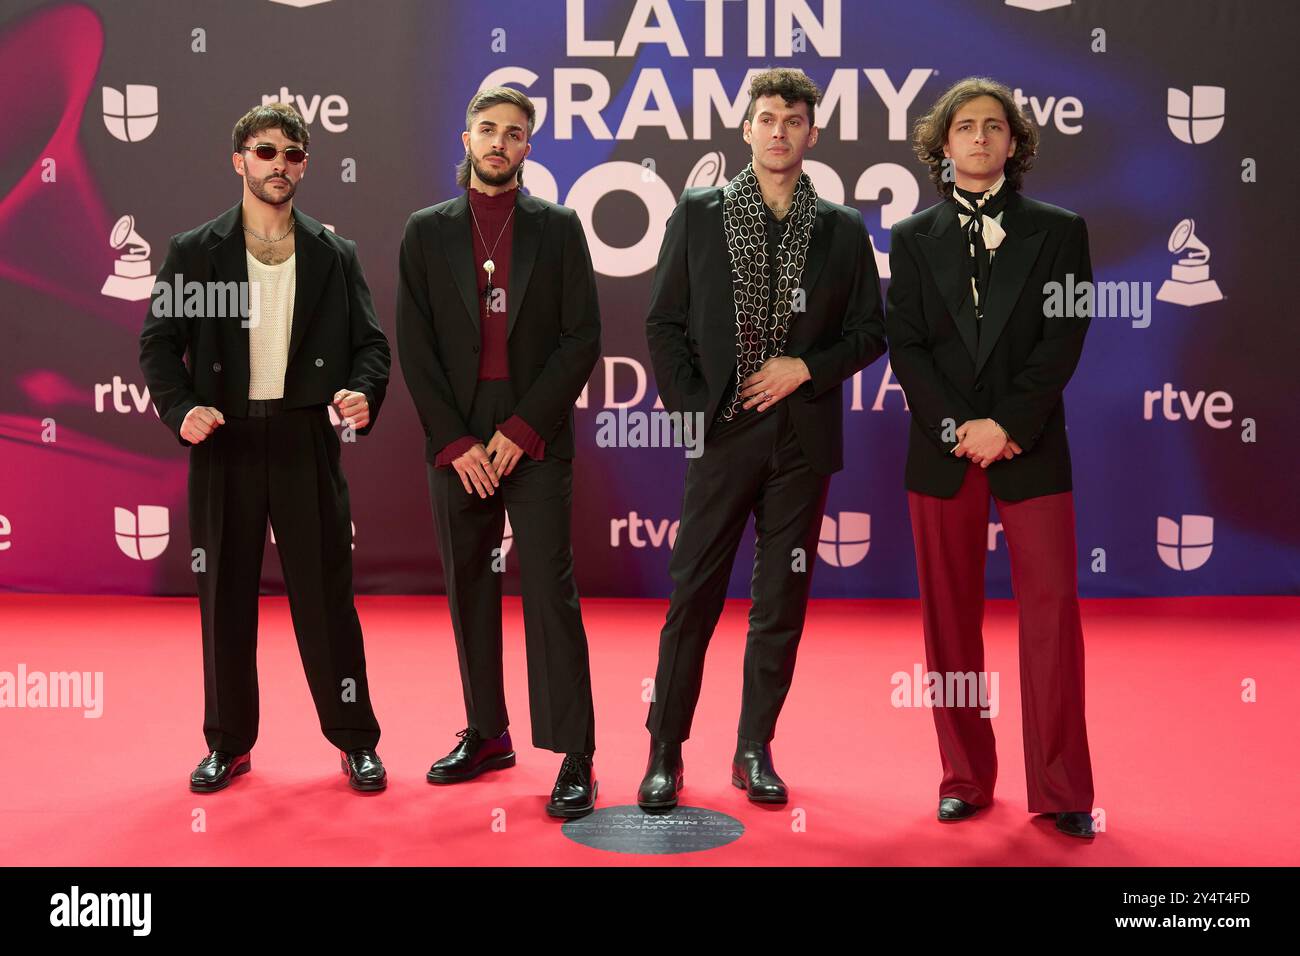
[955,196,1007,252]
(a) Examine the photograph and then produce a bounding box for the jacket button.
[315,358,324,367]
[974,382,985,392]
[472,345,479,353]
[212,362,221,372]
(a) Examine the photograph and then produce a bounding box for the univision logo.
[102,85,158,142]
[1156,514,1213,571]
[114,506,168,560]
[817,512,870,567]
[1167,86,1224,145]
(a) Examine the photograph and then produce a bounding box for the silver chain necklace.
[242,222,294,243]
[468,199,516,290]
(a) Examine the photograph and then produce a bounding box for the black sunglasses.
[242,144,308,164]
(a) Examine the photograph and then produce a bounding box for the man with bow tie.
[886,77,1097,839]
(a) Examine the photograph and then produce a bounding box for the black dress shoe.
[546,753,597,818]
[340,749,387,792]
[1055,811,1096,839]
[637,739,683,810]
[426,728,515,784]
[189,750,251,793]
[730,737,788,804]
[937,797,981,821]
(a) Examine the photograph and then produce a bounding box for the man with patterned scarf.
[638,68,886,810]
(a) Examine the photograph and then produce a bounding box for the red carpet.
[0,594,1295,866]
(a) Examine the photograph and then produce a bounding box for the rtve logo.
[1167,86,1225,144]
[1142,384,1234,429]
[817,512,870,567]
[102,85,158,142]
[95,377,158,416]
[1157,515,1213,571]
[115,506,169,560]
[610,512,678,549]
[261,87,349,131]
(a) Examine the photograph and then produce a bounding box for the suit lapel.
[207,203,250,392]
[974,191,1045,376]
[286,208,332,367]
[795,200,833,309]
[916,201,979,362]
[436,194,481,335]
[506,191,544,340]
[706,193,737,381]
[208,203,248,287]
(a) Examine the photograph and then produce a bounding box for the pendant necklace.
[468,199,516,313]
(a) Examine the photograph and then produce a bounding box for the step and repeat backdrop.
[0,0,1295,598]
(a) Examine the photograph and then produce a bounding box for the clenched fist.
[181,405,225,444]
[333,389,370,430]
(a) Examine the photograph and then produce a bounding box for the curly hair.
[911,77,1038,196]
[744,67,823,125]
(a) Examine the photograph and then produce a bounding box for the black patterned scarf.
[720,162,818,421]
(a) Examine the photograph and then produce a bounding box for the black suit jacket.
[645,187,886,476]
[138,202,390,446]
[886,190,1092,501]
[396,190,601,464]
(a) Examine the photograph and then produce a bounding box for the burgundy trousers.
[907,464,1094,813]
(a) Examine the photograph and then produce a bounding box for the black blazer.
[138,203,391,446]
[396,191,601,464]
[886,190,1092,501]
[645,187,886,476]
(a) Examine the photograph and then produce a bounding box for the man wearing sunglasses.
[139,102,392,794]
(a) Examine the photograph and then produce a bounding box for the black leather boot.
[937,796,981,821]
[426,728,515,784]
[189,750,251,793]
[340,749,387,792]
[1055,811,1096,838]
[546,753,597,818]
[731,737,788,804]
[637,738,683,810]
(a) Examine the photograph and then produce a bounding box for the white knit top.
[246,251,296,400]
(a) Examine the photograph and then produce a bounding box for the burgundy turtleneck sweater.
[434,184,545,467]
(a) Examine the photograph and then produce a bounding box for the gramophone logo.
[1167,86,1224,144]
[115,506,169,561]
[1156,515,1213,571]
[817,512,870,568]
[102,84,158,142]
[1156,219,1223,306]
[101,215,156,302]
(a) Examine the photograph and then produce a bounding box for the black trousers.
[646,401,830,744]
[189,402,381,755]
[427,380,595,754]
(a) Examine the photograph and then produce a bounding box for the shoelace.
[559,754,589,777]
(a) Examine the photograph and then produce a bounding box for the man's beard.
[247,170,297,205]
[470,150,521,187]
